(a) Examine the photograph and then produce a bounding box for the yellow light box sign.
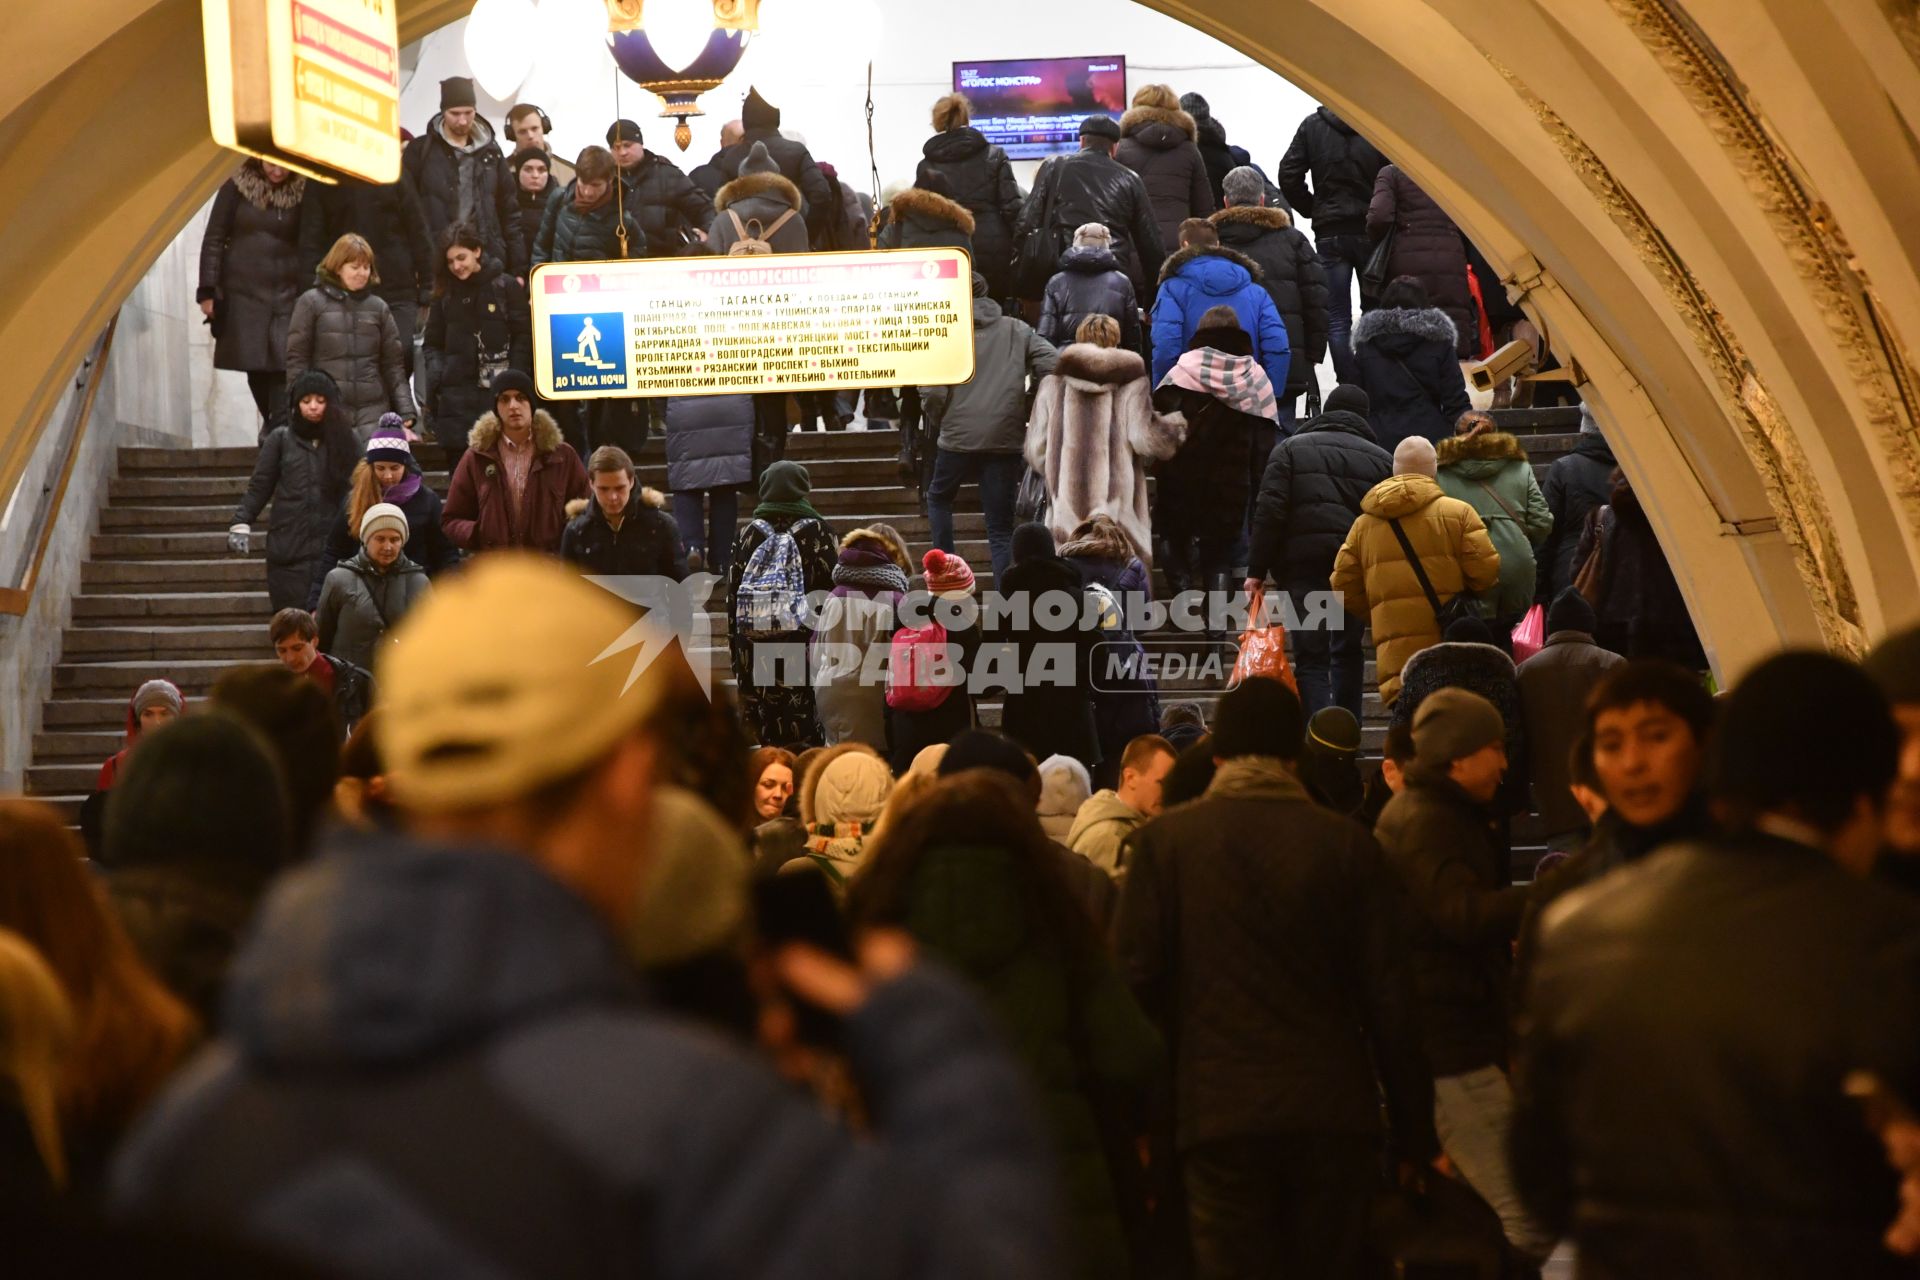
[203,0,402,184]
[531,249,977,399]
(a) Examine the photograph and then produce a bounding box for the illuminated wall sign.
[531,249,977,399]
[203,0,402,184]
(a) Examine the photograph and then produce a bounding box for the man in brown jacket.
[1331,436,1499,707]
[443,371,590,555]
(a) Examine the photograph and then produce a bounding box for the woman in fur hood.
[1025,315,1185,562]
[1436,411,1553,629]
[1113,83,1215,260]
[1351,275,1473,451]
[710,142,811,254]
[876,174,977,256]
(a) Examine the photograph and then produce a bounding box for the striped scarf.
[1161,346,1277,423]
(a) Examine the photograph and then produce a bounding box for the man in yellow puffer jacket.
[1331,437,1501,707]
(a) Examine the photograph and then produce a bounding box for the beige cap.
[377,554,667,812]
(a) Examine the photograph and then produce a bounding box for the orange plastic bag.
[1230,586,1298,693]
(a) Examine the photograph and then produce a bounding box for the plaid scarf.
[832,561,909,595]
[1161,346,1277,422]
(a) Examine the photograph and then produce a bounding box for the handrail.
[0,315,118,616]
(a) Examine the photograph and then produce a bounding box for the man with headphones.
[506,103,576,186]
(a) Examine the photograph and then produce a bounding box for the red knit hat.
[922,548,976,595]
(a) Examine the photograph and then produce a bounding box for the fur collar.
[1437,430,1529,465]
[715,171,802,212]
[563,487,668,521]
[1054,343,1145,385]
[887,186,976,236]
[1120,104,1197,142]
[468,409,564,456]
[233,161,306,210]
[1210,204,1291,230]
[1158,242,1262,285]
[1351,305,1458,349]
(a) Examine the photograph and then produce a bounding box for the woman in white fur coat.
[1023,314,1186,563]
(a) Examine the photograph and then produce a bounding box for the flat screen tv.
[953,56,1127,160]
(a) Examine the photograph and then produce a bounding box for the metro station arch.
[6,0,1919,681]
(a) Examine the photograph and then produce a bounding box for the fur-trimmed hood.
[886,186,977,236]
[562,487,668,521]
[1120,103,1197,144]
[1053,343,1146,387]
[1437,430,1529,466]
[715,170,802,213]
[233,160,306,210]
[468,409,564,456]
[1158,242,1263,286]
[1209,204,1292,231]
[1351,305,1459,350]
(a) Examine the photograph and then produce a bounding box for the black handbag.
[1013,158,1065,298]
[1360,225,1398,300]
[1014,466,1051,525]
[1388,516,1481,633]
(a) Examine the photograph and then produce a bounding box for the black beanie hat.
[1011,521,1056,565]
[606,119,644,146]
[287,368,339,406]
[1443,614,1497,646]
[102,716,291,876]
[1864,625,1920,705]
[1324,384,1370,417]
[939,729,1038,788]
[508,146,551,176]
[742,86,780,131]
[440,77,477,111]
[1709,650,1900,829]
[491,369,535,404]
[1546,587,1599,638]
[1213,677,1305,761]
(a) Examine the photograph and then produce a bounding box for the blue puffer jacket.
[111,830,1062,1280]
[665,394,755,493]
[1149,244,1290,393]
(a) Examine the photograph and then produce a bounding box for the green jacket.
[1437,430,1553,619]
[903,842,1165,1279]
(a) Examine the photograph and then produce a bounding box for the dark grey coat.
[285,272,417,435]
[710,173,811,254]
[315,550,429,673]
[1515,631,1625,837]
[1537,432,1616,603]
[230,409,359,612]
[198,163,309,372]
[1350,305,1472,450]
[1113,104,1215,258]
[1036,247,1140,350]
[664,395,755,492]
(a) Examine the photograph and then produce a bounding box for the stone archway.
[5,0,1918,680]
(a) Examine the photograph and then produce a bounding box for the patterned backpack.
[736,519,815,638]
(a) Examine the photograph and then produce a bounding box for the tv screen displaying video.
[953,56,1127,160]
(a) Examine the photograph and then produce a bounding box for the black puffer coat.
[664,394,754,492]
[1209,204,1329,397]
[284,270,417,435]
[619,152,716,256]
[1537,431,1615,603]
[1114,104,1215,257]
[1247,408,1392,590]
[694,128,835,243]
[1035,248,1141,351]
[917,127,1023,296]
[1018,150,1165,298]
[560,491,687,579]
[1367,166,1476,357]
[989,554,1102,771]
[511,183,556,274]
[1350,305,1472,450]
[199,161,309,373]
[1277,107,1390,237]
[422,264,531,433]
[230,388,359,611]
[401,114,526,276]
[1036,247,1141,350]
[875,187,975,256]
[297,176,434,301]
[532,182,648,265]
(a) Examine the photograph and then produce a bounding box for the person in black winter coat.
[506,147,558,276]
[298,174,435,375]
[1037,224,1141,350]
[285,237,418,441]
[664,392,753,577]
[401,78,526,278]
[1179,92,1251,210]
[608,120,716,256]
[1211,166,1328,414]
[199,159,309,434]
[1536,407,1616,603]
[917,94,1023,298]
[227,369,359,611]
[691,88,835,245]
[560,446,687,579]
[1368,165,1476,358]
[988,524,1102,773]
[1113,84,1215,262]
[1245,384,1392,721]
[1017,116,1165,300]
[1350,276,1472,451]
[307,423,462,610]
[1278,107,1390,386]
[421,226,532,470]
[1574,470,1707,669]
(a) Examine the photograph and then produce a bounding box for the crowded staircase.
[26,406,1585,867]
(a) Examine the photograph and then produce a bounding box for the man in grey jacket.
[1515,588,1625,852]
[922,272,1058,587]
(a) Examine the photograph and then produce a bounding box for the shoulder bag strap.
[1474,477,1523,524]
[1386,516,1447,620]
[1038,156,1063,236]
[761,207,798,238]
[726,208,750,239]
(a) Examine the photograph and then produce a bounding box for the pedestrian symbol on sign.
[548,311,628,392]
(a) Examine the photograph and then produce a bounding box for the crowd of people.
[9,72,1915,1280]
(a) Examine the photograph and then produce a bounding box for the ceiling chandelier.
[607,0,760,150]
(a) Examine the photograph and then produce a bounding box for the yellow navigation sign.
[531,249,978,399]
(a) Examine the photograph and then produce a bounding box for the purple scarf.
[382,470,423,505]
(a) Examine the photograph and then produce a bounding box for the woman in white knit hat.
[314,502,431,671]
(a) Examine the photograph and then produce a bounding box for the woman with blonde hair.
[916,92,1022,298]
[286,232,417,440]
[0,928,74,1198]
[306,420,460,608]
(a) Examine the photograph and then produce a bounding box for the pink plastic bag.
[1511,603,1545,663]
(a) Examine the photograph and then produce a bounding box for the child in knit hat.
[886,550,983,775]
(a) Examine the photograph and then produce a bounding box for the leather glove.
[227,524,251,554]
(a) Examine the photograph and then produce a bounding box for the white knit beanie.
[359,501,410,543]
[811,750,895,827]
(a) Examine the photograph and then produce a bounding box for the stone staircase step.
[71,591,271,621]
[82,558,274,590]
[53,658,274,695]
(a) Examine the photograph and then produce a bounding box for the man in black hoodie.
[1277,107,1389,386]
